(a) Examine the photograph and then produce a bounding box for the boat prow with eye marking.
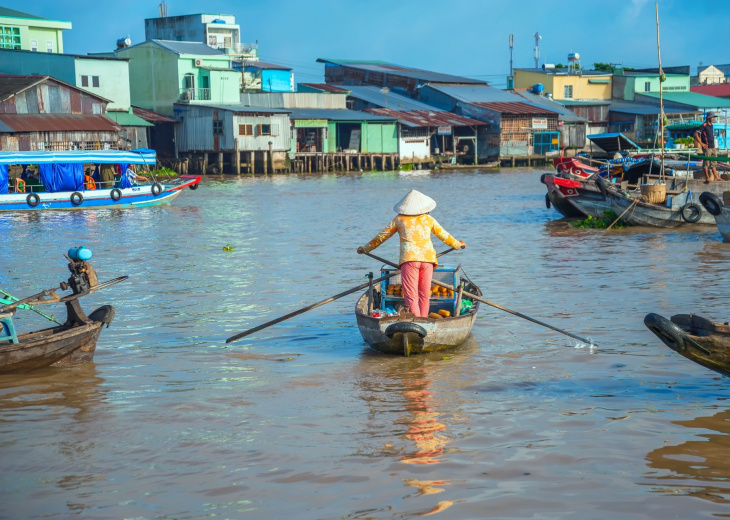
[355,265,481,356]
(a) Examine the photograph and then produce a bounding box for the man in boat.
[124,165,149,186]
[695,112,720,183]
[100,164,116,189]
[356,190,465,318]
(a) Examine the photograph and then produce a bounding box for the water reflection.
[355,342,478,517]
[644,408,730,505]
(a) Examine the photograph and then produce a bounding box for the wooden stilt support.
[202,153,209,175]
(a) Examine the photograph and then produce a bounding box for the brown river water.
[1,168,730,519]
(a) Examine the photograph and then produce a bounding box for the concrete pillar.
[263,150,268,174]
[234,142,241,175]
[217,152,223,174]
[250,151,256,174]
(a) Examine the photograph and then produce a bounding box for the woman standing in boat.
[357,190,465,317]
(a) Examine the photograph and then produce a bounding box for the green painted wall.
[74,58,131,110]
[327,122,337,153]
[0,15,70,52]
[362,122,397,153]
[620,74,690,101]
[119,42,240,116]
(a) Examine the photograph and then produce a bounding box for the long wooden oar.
[225,249,456,344]
[363,252,596,346]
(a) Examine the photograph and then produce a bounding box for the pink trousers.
[400,261,434,317]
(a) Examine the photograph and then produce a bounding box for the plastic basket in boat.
[640,183,666,204]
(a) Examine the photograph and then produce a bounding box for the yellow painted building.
[514,69,612,101]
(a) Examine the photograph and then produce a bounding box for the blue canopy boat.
[0,149,200,211]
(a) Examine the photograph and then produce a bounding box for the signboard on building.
[437,126,452,135]
[532,118,548,129]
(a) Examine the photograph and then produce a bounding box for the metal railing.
[179,88,212,101]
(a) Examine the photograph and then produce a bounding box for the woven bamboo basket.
[640,183,666,204]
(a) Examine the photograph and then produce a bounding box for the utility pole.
[509,34,514,76]
[534,32,541,69]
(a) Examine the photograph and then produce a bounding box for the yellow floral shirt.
[362,214,462,265]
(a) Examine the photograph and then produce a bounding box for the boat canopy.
[587,133,641,153]
[0,149,156,166]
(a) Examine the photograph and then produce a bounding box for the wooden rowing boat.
[355,266,480,356]
[0,248,123,374]
[644,313,730,377]
[700,191,730,242]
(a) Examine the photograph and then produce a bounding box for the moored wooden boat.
[355,266,480,356]
[541,173,589,218]
[645,313,730,377]
[0,248,123,374]
[700,191,730,242]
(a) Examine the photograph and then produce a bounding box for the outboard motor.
[64,246,98,295]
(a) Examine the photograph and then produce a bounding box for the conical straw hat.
[393,189,436,215]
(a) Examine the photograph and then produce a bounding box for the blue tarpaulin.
[39,163,84,193]
[0,164,7,195]
[118,163,132,189]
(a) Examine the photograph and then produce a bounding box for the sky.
[5,0,730,87]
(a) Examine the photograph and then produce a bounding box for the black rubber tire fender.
[545,192,552,209]
[385,322,427,339]
[151,182,163,196]
[644,313,686,353]
[540,173,548,185]
[89,305,116,328]
[595,176,608,198]
[680,203,703,223]
[699,191,723,216]
[70,192,84,206]
[189,182,199,190]
[110,188,122,201]
[26,193,40,207]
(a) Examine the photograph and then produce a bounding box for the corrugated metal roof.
[609,100,667,115]
[132,106,177,123]
[513,90,587,122]
[560,100,612,106]
[515,68,612,76]
[298,83,351,93]
[365,108,485,127]
[471,101,558,115]
[0,74,113,104]
[0,75,46,102]
[287,108,397,122]
[421,84,529,104]
[638,92,730,109]
[346,86,438,111]
[691,84,730,98]
[245,61,292,71]
[152,40,226,56]
[316,59,485,85]
[0,114,122,133]
[174,103,291,114]
[105,111,154,127]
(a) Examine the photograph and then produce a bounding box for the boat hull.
[0,321,104,373]
[645,313,730,377]
[541,174,588,218]
[354,284,481,356]
[0,177,199,211]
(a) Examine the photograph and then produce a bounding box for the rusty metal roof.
[0,74,113,104]
[298,83,351,93]
[471,101,558,115]
[132,106,177,123]
[365,108,486,127]
[0,114,122,133]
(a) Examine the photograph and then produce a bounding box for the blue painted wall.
[261,69,293,92]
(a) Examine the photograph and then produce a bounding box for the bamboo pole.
[656,2,665,182]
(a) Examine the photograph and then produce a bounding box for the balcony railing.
[179,88,212,102]
[226,42,258,56]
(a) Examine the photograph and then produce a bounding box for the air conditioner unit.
[194,58,203,67]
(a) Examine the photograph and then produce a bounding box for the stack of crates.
[381,265,459,316]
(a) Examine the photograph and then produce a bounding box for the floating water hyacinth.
[223,244,235,252]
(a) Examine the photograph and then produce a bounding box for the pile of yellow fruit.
[431,285,454,298]
[386,284,403,297]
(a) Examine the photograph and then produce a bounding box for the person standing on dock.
[357,190,465,317]
[695,112,720,182]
